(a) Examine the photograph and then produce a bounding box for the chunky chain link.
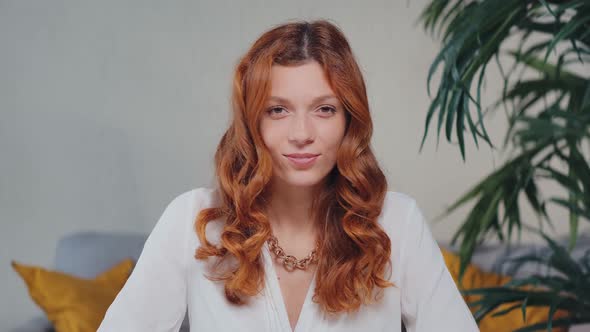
[266,234,319,272]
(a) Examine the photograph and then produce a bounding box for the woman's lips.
[284,154,319,168]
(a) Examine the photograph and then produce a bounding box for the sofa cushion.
[12,259,133,332]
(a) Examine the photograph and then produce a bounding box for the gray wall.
[1,0,581,329]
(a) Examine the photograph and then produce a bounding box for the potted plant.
[418,0,590,330]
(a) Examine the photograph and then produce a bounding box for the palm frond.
[418,1,590,329]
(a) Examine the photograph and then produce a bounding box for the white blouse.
[98,187,479,332]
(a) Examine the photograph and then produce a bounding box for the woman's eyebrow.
[267,94,339,106]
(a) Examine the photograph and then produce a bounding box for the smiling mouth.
[284,155,320,168]
[284,153,320,158]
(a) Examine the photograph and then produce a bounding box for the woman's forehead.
[268,62,336,103]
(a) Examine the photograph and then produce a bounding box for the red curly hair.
[194,19,394,315]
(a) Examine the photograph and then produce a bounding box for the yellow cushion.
[12,258,133,332]
[441,248,569,332]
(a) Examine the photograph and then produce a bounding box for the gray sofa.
[12,231,590,332]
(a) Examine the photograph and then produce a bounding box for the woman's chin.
[279,174,326,188]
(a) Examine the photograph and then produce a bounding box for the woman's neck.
[266,181,321,243]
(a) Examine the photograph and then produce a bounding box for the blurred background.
[1,0,584,330]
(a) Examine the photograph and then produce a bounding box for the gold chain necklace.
[266,234,319,272]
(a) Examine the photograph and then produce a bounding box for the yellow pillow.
[441,248,569,332]
[12,258,133,332]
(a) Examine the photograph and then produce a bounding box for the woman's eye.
[266,106,336,117]
[267,107,286,115]
[318,106,337,115]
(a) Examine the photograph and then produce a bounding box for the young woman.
[98,19,479,332]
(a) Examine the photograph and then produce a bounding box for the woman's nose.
[287,113,315,145]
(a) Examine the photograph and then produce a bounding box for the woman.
[98,19,479,332]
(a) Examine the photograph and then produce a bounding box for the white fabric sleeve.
[97,191,193,332]
[399,199,479,332]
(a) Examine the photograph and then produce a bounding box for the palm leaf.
[418,1,590,329]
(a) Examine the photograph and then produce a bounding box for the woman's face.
[260,60,347,188]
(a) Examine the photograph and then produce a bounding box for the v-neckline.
[262,241,317,332]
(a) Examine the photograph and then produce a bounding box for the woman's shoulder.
[154,186,222,243]
[162,186,221,217]
[378,191,423,249]
[380,190,419,224]
[169,186,225,245]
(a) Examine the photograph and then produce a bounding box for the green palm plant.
[418,0,590,330]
